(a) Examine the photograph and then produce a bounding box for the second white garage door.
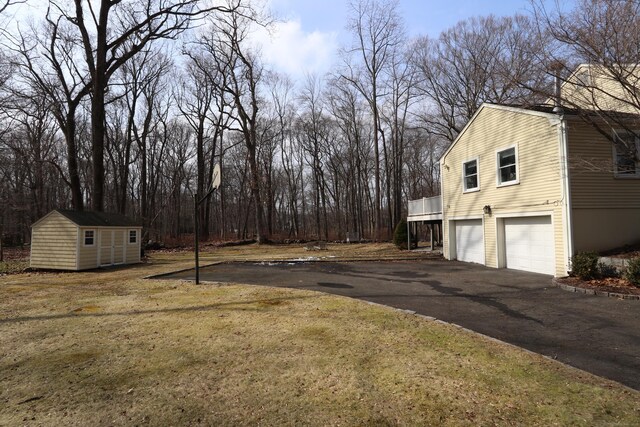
[504,216,555,275]
[455,219,484,264]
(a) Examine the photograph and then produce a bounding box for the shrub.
[624,257,640,287]
[570,252,599,280]
[597,261,619,278]
[393,220,409,250]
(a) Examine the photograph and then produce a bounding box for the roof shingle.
[55,209,141,227]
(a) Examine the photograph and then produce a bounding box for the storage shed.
[30,209,143,271]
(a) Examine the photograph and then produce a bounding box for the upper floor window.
[129,230,138,244]
[497,147,518,186]
[613,132,640,178]
[84,230,95,246]
[463,159,479,192]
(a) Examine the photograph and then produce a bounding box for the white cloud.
[253,19,338,79]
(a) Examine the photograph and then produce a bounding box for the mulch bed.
[556,276,640,296]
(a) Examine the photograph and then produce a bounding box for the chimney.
[550,61,564,113]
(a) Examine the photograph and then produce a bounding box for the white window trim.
[83,229,96,247]
[612,131,640,179]
[128,229,138,245]
[496,145,520,187]
[462,158,480,193]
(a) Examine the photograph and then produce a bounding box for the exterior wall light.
[483,205,492,215]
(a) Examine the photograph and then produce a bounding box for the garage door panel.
[504,216,554,275]
[455,219,484,265]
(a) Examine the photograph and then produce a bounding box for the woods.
[0,0,638,247]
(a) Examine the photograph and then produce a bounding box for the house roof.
[54,209,141,227]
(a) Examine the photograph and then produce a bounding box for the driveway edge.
[551,277,640,300]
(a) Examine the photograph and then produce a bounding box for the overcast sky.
[259,0,574,80]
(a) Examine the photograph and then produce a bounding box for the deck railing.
[408,196,442,217]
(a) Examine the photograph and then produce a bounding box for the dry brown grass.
[154,242,438,264]
[1,245,639,426]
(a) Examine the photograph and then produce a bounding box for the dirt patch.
[557,276,640,296]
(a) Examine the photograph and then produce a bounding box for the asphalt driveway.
[161,259,640,390]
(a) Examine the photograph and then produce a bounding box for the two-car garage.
[451,215,556,276]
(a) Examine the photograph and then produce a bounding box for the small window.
[129,230,137,244]
[613,132,640,177]
[463,159,479,192]
[497,147,518,185]
[84,230,95,246]
[576,69,591,87]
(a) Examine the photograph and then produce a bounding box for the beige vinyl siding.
[567,121,640,209]
[113,230,124,263]
[566,119,640,251]
[561,65,640,114]
[126,228,142,264]
[441,105,567,276]
[77,228,99,270]
[30,212,77,270]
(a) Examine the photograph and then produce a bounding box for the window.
[84,230,95,246]
[463,159,479,192]
[575,68,591,87]
[497,147,518,185]
[129,230,137,244]
[613,132,640,177]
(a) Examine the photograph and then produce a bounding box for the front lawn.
[1,247,638,425]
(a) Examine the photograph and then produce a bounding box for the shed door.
[504,216,555,275]
[455,219,484,264]
[99,230,114,266]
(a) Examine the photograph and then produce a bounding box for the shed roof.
[55,209,141,227]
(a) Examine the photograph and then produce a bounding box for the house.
[555,64,640,115]
[433,103,640,277]
[30,209,142,271]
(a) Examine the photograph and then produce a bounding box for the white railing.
[408,196,442,216]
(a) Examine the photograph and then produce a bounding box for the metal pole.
[194,193,200,285]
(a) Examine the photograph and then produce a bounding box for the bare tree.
[0,0,23,15]
[531,0,640,153]
[413,14,547,142]
[197,1,269,242]
[342,0,404,240]
[11,17,91,210]
[41,0,238,212]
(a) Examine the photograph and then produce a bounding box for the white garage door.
[504,216,555,275]
[455,219,484,264]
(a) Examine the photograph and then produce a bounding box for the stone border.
[551,277,640,300]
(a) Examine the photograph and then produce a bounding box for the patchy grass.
[1,248,639,426]
[151,242,437,264]
[0,260,28,275]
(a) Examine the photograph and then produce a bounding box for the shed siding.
[77,227,99,270]
[566,120,640,251]
[126,229,142,264]
[441,106,567,276]
[113,230,124,263]
[30,212,77,270]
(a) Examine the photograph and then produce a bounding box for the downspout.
[439,158,448,259]
[558,114,574,275]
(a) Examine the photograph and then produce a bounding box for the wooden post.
[430,223,435,251]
